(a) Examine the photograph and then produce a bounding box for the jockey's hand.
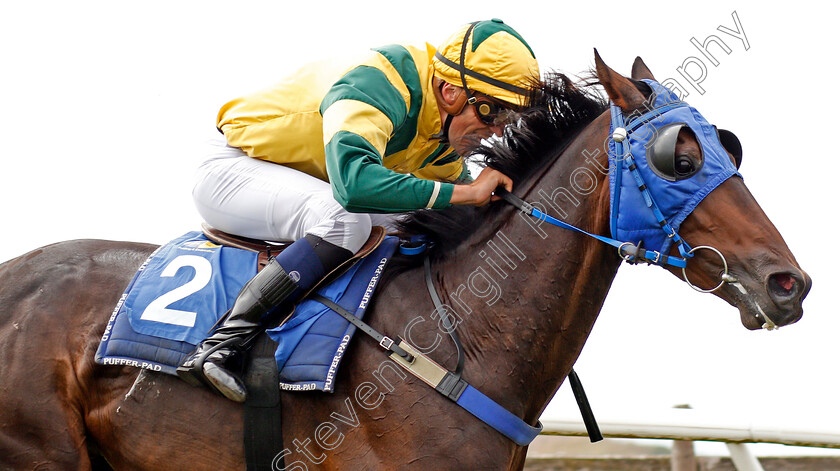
[449,168,513,207]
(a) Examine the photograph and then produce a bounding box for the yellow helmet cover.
[432,19,539,106]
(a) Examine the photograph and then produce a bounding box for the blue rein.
[496,188,689,268]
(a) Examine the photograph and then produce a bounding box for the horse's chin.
[729,286,804,331]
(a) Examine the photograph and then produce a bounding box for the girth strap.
[244,333,284,471]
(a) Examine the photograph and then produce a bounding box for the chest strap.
[309,290,542,446]
[423,254,601,443]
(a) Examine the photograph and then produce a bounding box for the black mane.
[393,72,607,264]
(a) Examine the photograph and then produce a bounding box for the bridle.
[495,81,778,330]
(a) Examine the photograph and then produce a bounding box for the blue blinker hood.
[608,79,741,258]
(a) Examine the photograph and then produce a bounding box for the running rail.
[540,413,840,448]
[539,409,840,471]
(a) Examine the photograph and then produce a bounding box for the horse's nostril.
[768,272,797,298]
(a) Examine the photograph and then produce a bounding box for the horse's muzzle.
[764,269,811,325]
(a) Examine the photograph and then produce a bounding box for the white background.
[1,0,836,457]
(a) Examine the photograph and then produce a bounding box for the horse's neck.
[436,116,621,422]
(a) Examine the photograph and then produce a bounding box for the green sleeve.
[325,131,454,213]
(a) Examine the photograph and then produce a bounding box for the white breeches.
[193,135,398,253]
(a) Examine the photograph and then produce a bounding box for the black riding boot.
[176,234,352,402]
[176,257,297,402]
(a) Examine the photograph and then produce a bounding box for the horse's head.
[594,51,810,330]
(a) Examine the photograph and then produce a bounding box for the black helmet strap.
[433,22,531,98]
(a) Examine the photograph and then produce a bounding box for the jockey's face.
[448,98,504,155]
[437,82,505,156]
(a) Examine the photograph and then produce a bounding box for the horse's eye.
[675,157,694,176]
[646,122,704,182]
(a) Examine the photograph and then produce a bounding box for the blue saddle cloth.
[267,236,396,392]
[94,231,398,393]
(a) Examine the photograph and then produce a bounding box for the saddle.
[201,223,386,286]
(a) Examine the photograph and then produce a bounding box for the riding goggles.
[469,91,517,125]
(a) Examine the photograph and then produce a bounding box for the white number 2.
[140,255,212,327]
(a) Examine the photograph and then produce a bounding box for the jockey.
[178,19,540,402]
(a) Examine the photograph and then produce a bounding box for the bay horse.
[0,53,809,470]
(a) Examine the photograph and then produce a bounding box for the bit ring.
[681,245,729,293]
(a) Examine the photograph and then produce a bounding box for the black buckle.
[436,371,468,401]
[619,241,644,265]
[380,337,414,363]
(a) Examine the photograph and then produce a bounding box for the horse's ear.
[594,49,647,112]
[631,57,656,81]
